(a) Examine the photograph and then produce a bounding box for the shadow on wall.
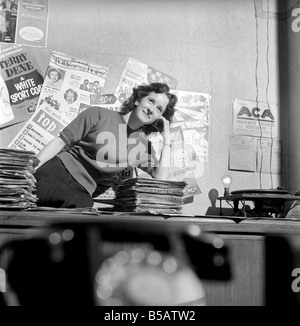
[205,188,233,216]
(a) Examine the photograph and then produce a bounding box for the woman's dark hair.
[120,83,177,134]
[47,67,62,80]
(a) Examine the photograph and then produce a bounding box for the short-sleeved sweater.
[58,106,158,195]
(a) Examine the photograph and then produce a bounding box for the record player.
[218,188,300,218]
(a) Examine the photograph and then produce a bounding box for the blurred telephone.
[148,118,164,133]
[1,220,231,306]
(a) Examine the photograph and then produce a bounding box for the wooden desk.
[1,210,300,306]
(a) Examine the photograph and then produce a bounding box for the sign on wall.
[230,99,281,175]
[232,99,279,139]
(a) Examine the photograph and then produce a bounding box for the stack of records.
[114,178,187,215]
[0,148,38,210]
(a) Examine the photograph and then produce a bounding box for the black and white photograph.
[0,0,300,311]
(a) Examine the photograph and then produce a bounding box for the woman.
[64,88,78,105]
[46,67,63,88]
[34,83,177,208]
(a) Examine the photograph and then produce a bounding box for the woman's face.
[135,92,169,125]
[66,91,75,104]
[49,71,59,82]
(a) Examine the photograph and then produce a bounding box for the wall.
[0,0,284,215]
[285,0,300,192]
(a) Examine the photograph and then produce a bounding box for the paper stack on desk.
[0,148,38,209]
[114,178,187,215]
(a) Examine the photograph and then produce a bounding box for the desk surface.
[1,210,300,235]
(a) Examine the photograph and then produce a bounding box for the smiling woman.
[33,83,178,208]
[120,83,176,135]
[63,88,78,104]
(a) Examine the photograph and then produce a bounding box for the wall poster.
[8,50,109,153]
[0,0,49,47]
[114,57,178,96]
[0,0,18,44]
[0,44,43,130]
[15,0,49,47]
[232,99,279,139]
[230,99,281,174]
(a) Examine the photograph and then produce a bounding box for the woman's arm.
[152,117,172,180]
[35,136,66,170]
[35,107,101,171]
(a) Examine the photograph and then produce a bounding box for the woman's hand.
[160,116,171,144]
[153,117,172,180]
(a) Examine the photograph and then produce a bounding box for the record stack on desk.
[0,148,38,210]
[114,178,187,215]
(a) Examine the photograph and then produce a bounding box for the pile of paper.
[0,148,38,209]
[114,178,187,215]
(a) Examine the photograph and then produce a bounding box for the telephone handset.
[150,118,164,133]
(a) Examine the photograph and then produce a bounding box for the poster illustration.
[15,0,49,47]
[8,51,109,153]
[0,0,18,44]
[171,90,210,162]
[114,57,178,96]
[0,44,43,129]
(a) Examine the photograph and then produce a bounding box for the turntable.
[218,189,300,218]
